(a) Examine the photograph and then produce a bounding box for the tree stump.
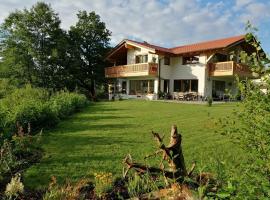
[123,125,189,181]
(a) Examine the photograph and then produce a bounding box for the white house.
[105,35,256,100]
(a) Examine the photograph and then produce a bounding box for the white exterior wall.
[123,46,218,98]
[127,48,153,64]
[168,56,207,96]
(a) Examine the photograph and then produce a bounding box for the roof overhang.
[106,40,156,62]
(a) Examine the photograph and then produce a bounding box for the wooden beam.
[125,43,135,49]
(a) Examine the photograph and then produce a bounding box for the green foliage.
[127,173,159,198]
[0,2,70,89]
[0,85,55,133]
[219,27,270,199]
[239,21,270,76]
[207,97,213,107]
[50,91,88,119]
[0,85,88,134]
[94,172,113,197]
[68,11,111,100]
[0,2,111,99]
[0,79,16,99]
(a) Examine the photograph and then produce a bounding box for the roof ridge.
[170,35,246,50]
[126,39,171,50]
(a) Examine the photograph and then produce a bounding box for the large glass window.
[191,80,198,92]
[135,55,148,63]
[173,79,198,92]
[174,80,182,92]
[129,80,154,95]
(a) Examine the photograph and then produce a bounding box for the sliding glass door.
[129,80,154,95]
[173,79,198,92]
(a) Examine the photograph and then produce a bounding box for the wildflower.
[5,174,24,199]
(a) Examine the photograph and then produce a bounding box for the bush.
[0,85,88,135]
[207,97,213,107]
[49,91,88,119]
[0,85,56,133]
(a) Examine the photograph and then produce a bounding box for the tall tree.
[68,11,111,100]
[0,2,69,89]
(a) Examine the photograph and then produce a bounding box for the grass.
[24,100,244,189]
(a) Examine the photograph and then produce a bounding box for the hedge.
[0,85,88,135]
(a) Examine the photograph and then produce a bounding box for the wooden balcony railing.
[105,63,158,78]
[208,61,252,77]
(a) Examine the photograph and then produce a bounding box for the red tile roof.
[170,35,245,54]
[126,35,246,55]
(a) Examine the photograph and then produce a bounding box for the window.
[183,80,190,92]
[174,80,182,92]
[173,79,198,92]
[129,80,154,95]
[164,57,170,65]
[191,80,198,92]
[122,81,126,94]
[135,55,148,63]
[183,56,199,64]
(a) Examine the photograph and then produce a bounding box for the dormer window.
[183,56,199,64]
[135,55,148,63]
[164,56,170,65]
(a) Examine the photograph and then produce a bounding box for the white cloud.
[0,0,269,49]
[239,2,270,24]
[235,0,253,8]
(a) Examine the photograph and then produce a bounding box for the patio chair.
[173,92,179,100]
[178,92,185,101]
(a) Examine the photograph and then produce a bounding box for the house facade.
[105,35,254,100]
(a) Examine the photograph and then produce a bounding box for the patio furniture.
[178,92,185,101]
[173,92,179,100]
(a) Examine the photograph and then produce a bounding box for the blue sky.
[0,0,269,53]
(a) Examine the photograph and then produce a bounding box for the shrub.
[49,91,88,119]
[0,86,88,135]
[0,85,51,132]
[207,97,213,107]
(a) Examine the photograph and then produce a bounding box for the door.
[212,80,225,98]
[163,80,170,93]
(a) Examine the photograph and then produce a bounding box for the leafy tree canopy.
[68,11,111,99]
[0,2,69,89]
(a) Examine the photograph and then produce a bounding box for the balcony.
[105,63,158,78]
[208,61,253,77]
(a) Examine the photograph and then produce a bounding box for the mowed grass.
[24,100,244,189]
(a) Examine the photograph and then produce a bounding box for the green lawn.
[24,100,244,189]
